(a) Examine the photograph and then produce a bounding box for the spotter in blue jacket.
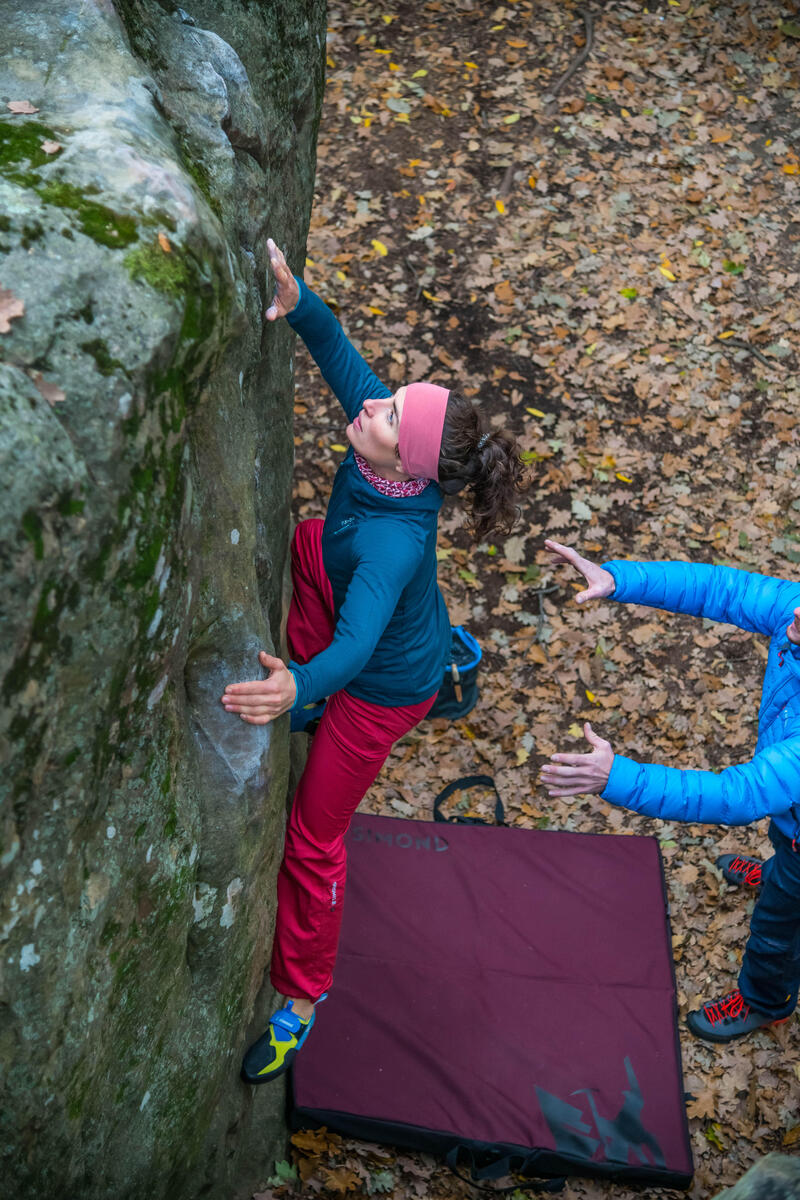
[600,559,800,844]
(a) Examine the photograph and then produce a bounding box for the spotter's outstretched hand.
[540,722,615,797]
[545,539,615,605]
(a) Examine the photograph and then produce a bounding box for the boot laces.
[703,989,750,1026]
[729,855,761,886]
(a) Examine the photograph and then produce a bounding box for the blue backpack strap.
[433,775,504,826]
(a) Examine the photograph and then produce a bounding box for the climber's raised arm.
[266,237,389,422]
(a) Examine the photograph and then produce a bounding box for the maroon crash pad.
[291,815,693,1189]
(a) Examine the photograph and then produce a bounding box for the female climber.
[223,238,525,1083]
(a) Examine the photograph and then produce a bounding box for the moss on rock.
[37,181,139,248]
[81,339,126,376]
[124,239,191,297]
[0,119,62,173]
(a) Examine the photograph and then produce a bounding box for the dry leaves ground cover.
[261,1,800,1197]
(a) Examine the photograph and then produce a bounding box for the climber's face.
[346,386,410,481]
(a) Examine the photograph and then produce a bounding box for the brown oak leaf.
[686,1087,716,1119]
[29,371,66,405]
[0,286,24,333]
[320,1167,360,1194]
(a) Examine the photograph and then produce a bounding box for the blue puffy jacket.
[600,560,800,842]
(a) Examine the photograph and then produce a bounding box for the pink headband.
[397,382,450,480]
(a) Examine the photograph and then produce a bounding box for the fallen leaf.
[29,371,66,405]
[321,1166,361,1194]
[330,443,347,452]
[40,139,61,154]
[157,231,172,253]
[0,286,25,333]
[704,1123,725,1150]
[290,1127,340,1154]
[371,239,388,256]
[7,99,38,114]
[630,621,662,645]
[686,1088,716,1119]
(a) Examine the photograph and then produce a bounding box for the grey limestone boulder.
[712,1153,800,1200]
[0,1,324,1196]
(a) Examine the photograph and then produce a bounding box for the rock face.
[712,1153,800,1200]
[0,2,324,1196]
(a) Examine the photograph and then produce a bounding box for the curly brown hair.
[436,391,527,541]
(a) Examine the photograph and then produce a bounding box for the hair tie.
[477,433,490,451]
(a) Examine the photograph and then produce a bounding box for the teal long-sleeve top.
[286,278,450,710]
[599,559,800,842]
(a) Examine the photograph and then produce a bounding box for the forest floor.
[256,1,799,1197]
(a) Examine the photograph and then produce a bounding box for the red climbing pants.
[269,519,436,1001]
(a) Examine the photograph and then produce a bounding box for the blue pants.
[738,821,800,1019]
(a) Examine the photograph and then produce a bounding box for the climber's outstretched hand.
[265,238,300,321]
[221,651,297,724]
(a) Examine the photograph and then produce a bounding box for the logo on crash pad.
[536,1057,665,1168]
[351,825,449,852]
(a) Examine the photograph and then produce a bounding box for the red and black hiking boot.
[686,989,792,1043]
[716,853,763,889]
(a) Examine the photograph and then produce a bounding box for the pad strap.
[433,775,505,826]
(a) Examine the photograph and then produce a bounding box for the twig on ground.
[546,9,595,103]
[499,10,595,198]
[715,336,781,370]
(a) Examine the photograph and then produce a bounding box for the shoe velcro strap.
[271,1008,304,1035]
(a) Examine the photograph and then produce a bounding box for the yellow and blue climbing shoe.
[240,997,325,1084]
